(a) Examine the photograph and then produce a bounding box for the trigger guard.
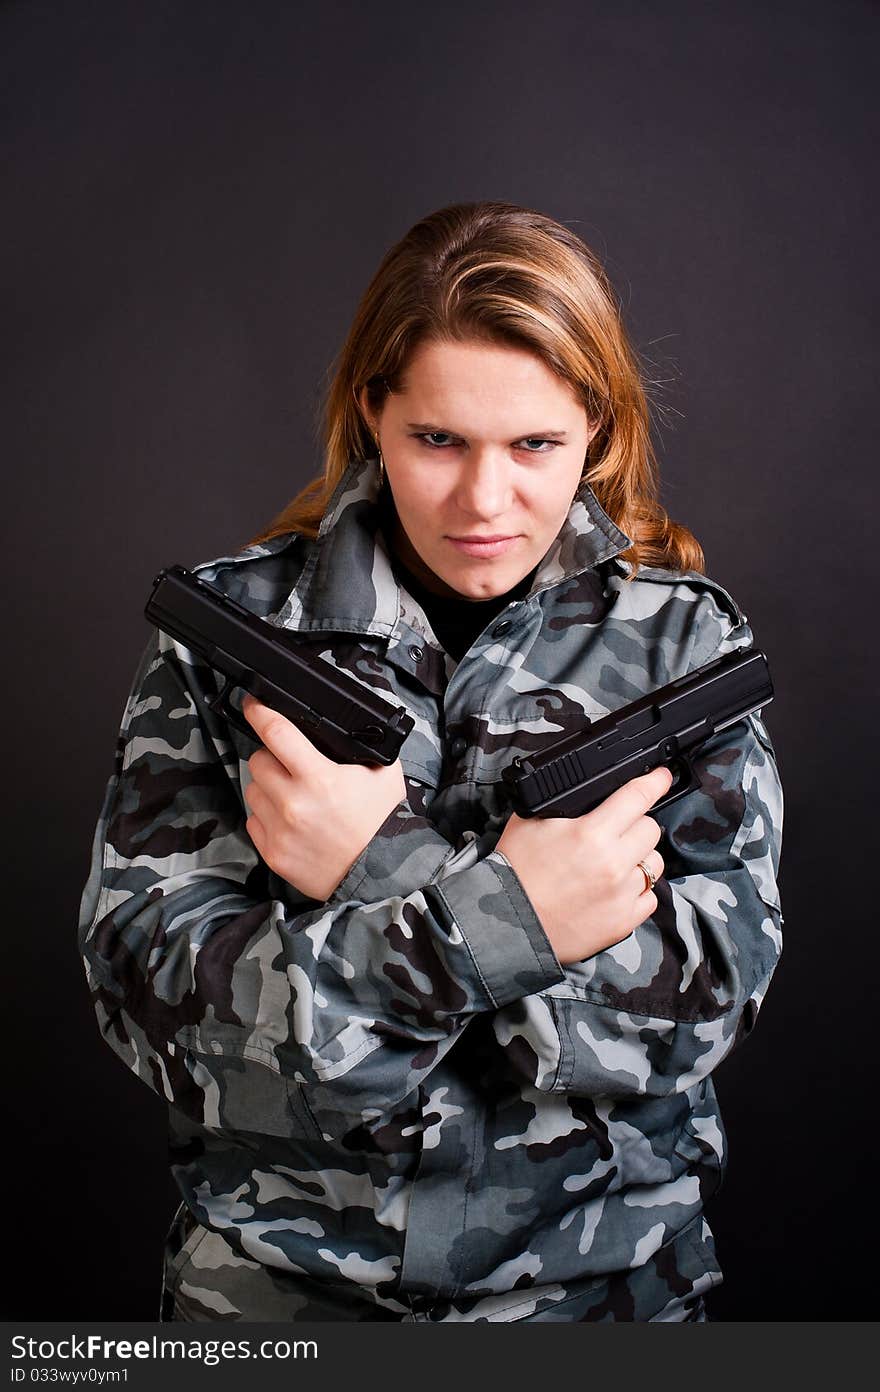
[653,756,699,813]
[207,680,259,744]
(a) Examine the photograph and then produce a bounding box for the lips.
[446,535,520,558]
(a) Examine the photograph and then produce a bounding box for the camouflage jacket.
[78,454,784,1322]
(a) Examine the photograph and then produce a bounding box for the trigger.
[207,675,236,713]
[207,678,257,743]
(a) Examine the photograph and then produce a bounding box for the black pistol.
[501,648,773,818]
[144,564,414,765]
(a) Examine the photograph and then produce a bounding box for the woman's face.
[365,337,596,601]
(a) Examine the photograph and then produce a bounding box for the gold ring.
[637,859,656,892]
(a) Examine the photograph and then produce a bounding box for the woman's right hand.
[495,765,674,966]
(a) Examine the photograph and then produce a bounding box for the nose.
[454,448,515,520]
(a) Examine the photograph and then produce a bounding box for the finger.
[631,889,658,927]
[618,812,665,867]
[244,811,266,851]
[241,693,329,776]
[589,765,674,837]
[629,848,665,899]
[247,745,298,807]
[243,777,273,821]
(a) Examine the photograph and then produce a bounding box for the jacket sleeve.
[77,629,564,1139]
[488,600,784,1100]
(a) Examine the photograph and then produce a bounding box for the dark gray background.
[4,0,875,1321]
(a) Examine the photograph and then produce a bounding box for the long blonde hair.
[245,200,704,579]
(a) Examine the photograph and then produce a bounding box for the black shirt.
[390,554,537,661]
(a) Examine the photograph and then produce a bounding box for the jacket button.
[408,644,424,662]
[492,620,512,636]
[450,737,468,759]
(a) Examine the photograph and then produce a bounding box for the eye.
[414,432,560,452]
[415,432,458,449]
[517,438,559,453]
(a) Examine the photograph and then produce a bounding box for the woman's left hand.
[240,693,407,900]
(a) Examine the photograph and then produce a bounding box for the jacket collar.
[275,454,632,637]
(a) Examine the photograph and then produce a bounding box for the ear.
[355,385,377,438]
[585,416,604,448]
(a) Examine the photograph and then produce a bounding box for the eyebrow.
[405,422,570,439]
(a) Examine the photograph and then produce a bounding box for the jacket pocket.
[160,1202,212,1319]
[672,1112,725,1200]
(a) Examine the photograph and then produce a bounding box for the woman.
[78,200,783,1322]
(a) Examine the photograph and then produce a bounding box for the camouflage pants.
[159,1203,713,1323]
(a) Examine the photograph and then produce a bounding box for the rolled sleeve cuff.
[328,801,456,905]
[432,849,565,1008]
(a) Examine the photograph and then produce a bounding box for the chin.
[425,543,535,599]
[448,568,515,599]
